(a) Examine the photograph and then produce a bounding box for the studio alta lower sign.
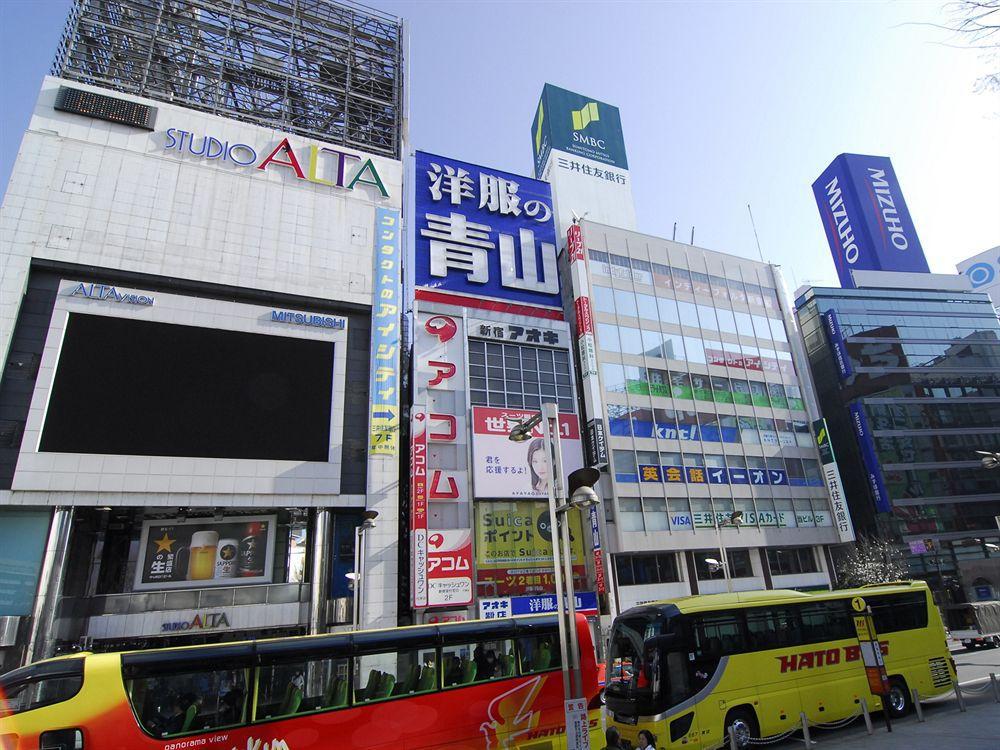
[161,610,230,633]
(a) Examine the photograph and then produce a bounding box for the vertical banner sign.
[567,222,585,262]
[426,529,473,607]
[848,403,892,513]
[589,505,606,595]
[564,697,592,750]
[369,207,402,455]
[851,596,891,699]
[813,418,856,543]
[821,310,853,381]
[411,411,429,607]
[812,153,929,289]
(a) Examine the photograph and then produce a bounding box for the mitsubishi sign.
[812,154,929,289]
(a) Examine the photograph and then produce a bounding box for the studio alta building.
[531,85,847,614]
[0,0,404,669]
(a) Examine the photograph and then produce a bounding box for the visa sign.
[812,154,928,288]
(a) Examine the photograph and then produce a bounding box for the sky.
[2,0,998,292]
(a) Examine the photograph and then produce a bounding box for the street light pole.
[350,511,378,630]
[714,516,733,593]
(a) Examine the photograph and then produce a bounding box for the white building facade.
[0,74,403,667]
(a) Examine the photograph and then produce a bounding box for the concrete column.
[26,507,73,664]
[309,508,331,635]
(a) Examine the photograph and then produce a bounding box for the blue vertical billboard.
[821,309,853,381]
[849,402,891,513]
[414,151,561,309]
[812,153,929,289]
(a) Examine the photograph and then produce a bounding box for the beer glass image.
[188,530,219,580]
[215,538,239,578]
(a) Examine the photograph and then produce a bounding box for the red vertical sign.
[567,223,585,263]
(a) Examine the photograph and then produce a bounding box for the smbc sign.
[531,83,629,177]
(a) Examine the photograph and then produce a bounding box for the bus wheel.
[723,707,758,749]
[886,677,911,718]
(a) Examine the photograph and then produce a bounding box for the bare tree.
[945,0,1000,92]
[835,536,909,589]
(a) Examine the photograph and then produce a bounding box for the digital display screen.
[40,313,334,461]
[54,86,157,130]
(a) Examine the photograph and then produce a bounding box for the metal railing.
[60,582,312,618]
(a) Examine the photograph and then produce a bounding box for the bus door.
[744,606,802,737]
[793,601,859,723]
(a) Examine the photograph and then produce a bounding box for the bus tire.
[723,707,758,750]
[886,677,911,718]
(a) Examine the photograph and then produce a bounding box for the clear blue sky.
[2,0,997,289]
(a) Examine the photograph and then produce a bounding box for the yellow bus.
[605,581,955,749]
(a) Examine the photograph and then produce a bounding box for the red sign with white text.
[574,296,594,336]
[567,224,585,263]
[426,529,474,608]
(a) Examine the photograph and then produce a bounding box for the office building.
[0,0,404,670]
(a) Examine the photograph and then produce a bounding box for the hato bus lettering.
[777,641,888,673]
[163,129,389,197]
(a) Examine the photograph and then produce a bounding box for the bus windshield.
[605,606,688,718]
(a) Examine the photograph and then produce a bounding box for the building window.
[467,341,574,412]
[614,553,680,586]
[766,547,819,576]
[694,549,754,580]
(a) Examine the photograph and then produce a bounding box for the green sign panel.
[813,418,836,465]
[531,83,629,177]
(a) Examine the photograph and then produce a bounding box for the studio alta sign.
[160,611,230,633]
[163,129,391,198]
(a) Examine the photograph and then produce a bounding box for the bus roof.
[626,581,929,616]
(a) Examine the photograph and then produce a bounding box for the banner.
[813,418,856,542]
[411,410,429,607]
[134,515,276,591]
[368,207,402,455]
[426,529,473,608]
[0,510,50,616]
[849,403,892,513]
[589,506,606,595]
[812,153,928,289]
[475,500,587,596]
[822,310,854,381]
[472,407,583,498]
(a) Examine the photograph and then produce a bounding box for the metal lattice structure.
[52,0,403,158]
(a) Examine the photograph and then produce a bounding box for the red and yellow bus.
[0,613,602,750]
[605,581,955,749]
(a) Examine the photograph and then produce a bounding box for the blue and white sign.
[414,151,561,308]
[957,246,1000,304]
[812,153,929,289]
[822,309,854,381]
[849,402,892,513]
[478,591,599,619]
[728,468,750,485]
[369,207,402,456]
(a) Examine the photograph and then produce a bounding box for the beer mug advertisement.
[134,515,276,590]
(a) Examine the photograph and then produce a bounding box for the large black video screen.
[40,313,334,461]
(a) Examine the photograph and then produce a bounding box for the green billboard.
[531,83,629,177]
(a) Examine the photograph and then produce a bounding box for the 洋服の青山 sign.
[163,129,391,197]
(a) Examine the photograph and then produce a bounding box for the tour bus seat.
[180,702,198,733]
[533,642,552,671]
[393,664,414,695]
[499,653,513,677]
[416,664,437,692]
[460,658,478,685]
[363,669,382,699]
[375,673,396,699]
[281,685,303,716]
[325,676,348,708]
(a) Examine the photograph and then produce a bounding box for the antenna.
[672,222,677,241]
[747,203,766,263]
[690,226,695,245]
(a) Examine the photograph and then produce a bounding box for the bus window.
[126,666,248,737]
[442,638,515,687]
[516,633,562,675]
[746,606,802,650]
[354,648,436,703]
[798,600,853,643]
[869,592,929,633]
[0,659,83,718]
[691,613,746,657]
[255,655,349,719]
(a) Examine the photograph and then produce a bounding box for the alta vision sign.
[163,129,391,198]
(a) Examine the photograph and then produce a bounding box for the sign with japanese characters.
[426,529,473,608]
[478,592,598,620]
[134,515,276,591]
[415,151,561,309]
[369,207,401,455]
[411,410,429,607]
[474,500,587,597]
[471,407,583,499]
[813,418,856,543]
[468,318,566,348]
